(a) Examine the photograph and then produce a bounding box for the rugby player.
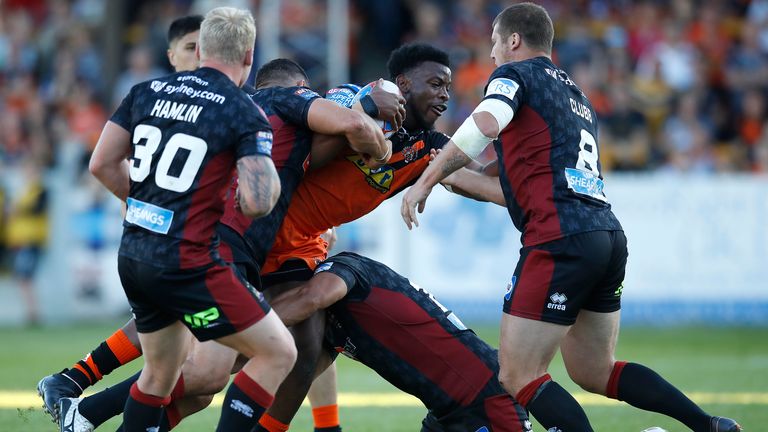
[88,7,295,432]
[401,3,741,431]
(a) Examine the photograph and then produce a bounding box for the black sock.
[612,362,710,431]
[123,382,169,432]
[216,371,273,432]
[62,366,92,391]
[519,374,593,432]
[79,372,140,427]
[316,427,342,432]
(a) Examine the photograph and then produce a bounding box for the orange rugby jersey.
[262,128,450,274]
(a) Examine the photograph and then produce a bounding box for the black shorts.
[260,259,314,290]
[421,394,531,432]
[117,255,270,340]
[217,224,262,291]
[503,230,627,325]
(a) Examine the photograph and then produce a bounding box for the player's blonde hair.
[199,7,256,65]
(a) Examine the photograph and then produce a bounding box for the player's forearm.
[417,142,471,189]
[90,159,130,202]
[236,156,281,218]
[443,168,505,206]
[346,113,390,162]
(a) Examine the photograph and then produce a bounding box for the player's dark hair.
[387,43,450,80]
[168,15,204,44]
[254,58,310,88]
[493,2,553,54]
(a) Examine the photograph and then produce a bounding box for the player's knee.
[497,367,523,395]
[270,334,298,377]
[566,365,606,394]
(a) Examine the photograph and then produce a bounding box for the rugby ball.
[641,428,668,432]
[352,80,401,138]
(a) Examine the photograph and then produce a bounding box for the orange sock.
[105,328,142,364]
[258,413,290,432]
[312,404,340,428]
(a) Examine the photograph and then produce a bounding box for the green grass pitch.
[1,320,766,431]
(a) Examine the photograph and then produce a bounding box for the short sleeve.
[483,65,524,115]
[109,86,136,131]
[272,86,321,128]
[425,130,451,151]
[235,99,274,159]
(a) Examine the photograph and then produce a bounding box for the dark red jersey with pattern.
[485,57,622,246]
[219,85,320,266]
[111,67,273,269]
[319,253,520,419]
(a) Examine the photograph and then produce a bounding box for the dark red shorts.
[502,230,627,325]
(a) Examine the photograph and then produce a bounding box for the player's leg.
[38,319,142,422]
[214,309,297,431]
[498,314,592,431]
[562,310,741,432]
[308,361,342,432]
[124,321,193,431]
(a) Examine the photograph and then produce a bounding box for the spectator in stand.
[601,84,651,171]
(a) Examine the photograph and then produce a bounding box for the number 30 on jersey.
[129,124,208,193]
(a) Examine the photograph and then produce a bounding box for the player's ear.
[244,48,253,67]
[509,32,521,50]
[195,44,201,61]
[396,74,410,94]
[167,48,175,68]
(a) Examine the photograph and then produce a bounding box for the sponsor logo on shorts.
[504,276,517,301]
[615,283,624,297]
[184,307,220,328]
[547,293,568,311]
[524,420,533,431]
[230,399,254,418]
[146,427,160,432]
[475,427,490,432]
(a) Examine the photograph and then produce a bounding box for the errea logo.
[150,80,167,92]
[547,293,567,311]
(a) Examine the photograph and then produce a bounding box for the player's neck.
[199,59,245,87]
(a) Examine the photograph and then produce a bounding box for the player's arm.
[89,121,132,202]
[269,272,348,327]
[307,98,392,168]
[236,155,280,218]
[442,168,505,206]
[402,95,514,228]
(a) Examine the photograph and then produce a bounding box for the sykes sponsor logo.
[156,82,226,104]
[150,80,167,92]
[125,198,174,234]
[229,400,254,418]
[547,293,567,311]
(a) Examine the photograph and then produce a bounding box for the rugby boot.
[710,416,743,432]
[37,370,83,423]
[58,398,94,432]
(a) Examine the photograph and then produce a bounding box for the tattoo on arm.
[237,156,278,216]
[440,151,471,178]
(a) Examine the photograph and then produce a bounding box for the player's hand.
[401,183,432,230]
[360,139,392,169]
[369,79,406,131]
[429,148,441,162]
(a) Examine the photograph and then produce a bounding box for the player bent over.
[402,3,740,432]
[85,7,296,432]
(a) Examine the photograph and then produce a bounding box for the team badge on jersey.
[486,77,520,101]
[401,140,425,163]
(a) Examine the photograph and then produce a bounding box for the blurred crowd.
[2,0,768,320]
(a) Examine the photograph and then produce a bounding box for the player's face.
[168,30,200,72]
[491,24,511,66]
[403,61,451,130]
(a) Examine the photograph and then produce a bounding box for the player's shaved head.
[255,58,310,88]
[493,2,553,54]
[387,43,450,81]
